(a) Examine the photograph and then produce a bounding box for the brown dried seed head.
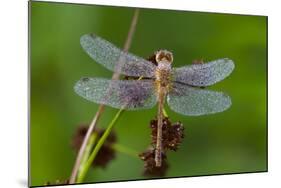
[93,143,116,168]
[71,125,88,151]
[139,149,169,177]
[150,117,184,151]
[71,124,117,168]
[92,129,116,168]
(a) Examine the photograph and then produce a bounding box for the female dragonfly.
[74,34,235,167]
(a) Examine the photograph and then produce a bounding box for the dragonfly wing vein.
[173,58,234,86]
[80,34,156,78]
[167,83,232,116]
[74,77,157,110]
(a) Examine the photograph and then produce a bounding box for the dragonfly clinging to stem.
[74,34,235,167]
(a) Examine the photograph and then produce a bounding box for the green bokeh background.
[30,1,267,186]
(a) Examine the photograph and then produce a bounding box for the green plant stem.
[77,133,97,177]
[163,108,168,117]
[77,108,124,183]
[112,143,139,158]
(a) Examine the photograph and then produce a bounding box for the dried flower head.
[71,125,88,151]
[150,117,184,151]
[139,149,169,177]
[71,125,117,168]
[92,129,117,168]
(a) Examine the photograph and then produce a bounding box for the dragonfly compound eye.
[165,51,173,63]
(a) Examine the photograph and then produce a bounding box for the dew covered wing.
[80,34,156,78]
[167,82,232,116]
[74,77,157,110]
[173,58,234,87]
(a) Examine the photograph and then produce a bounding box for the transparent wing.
[172,58,234,86]
[74,77,157,110]
[80,34,156,78]
[167,82,232,116]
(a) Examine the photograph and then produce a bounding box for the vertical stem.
[123,9,139,52]
[155,91,164,167]
[112,8,139,80]
[69,9,140,184]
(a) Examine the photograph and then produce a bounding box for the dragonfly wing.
[167,82,232,116]
[173,58,234,86]
[80,34,156,78]
[74,77,157,110]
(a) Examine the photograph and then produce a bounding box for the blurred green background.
[30,1,267,187]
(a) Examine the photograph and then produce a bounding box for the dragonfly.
[74,34,235,167]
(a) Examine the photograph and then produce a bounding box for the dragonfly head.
[155,50,173,64]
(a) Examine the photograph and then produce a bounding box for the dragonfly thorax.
[155,61,172,89]
[155,50,173,88]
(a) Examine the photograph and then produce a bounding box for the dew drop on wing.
[172,58,235,87]
[167,82,232,116]
[74,78,157,110]
[80,34,157,78]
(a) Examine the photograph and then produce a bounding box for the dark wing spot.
[82,77,90,82]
